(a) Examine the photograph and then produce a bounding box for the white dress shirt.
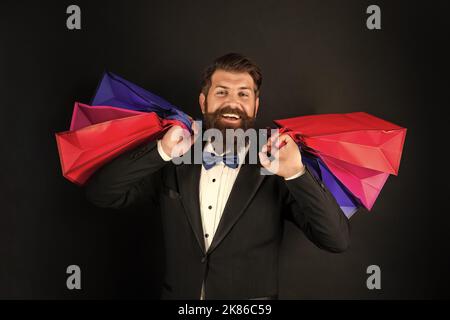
[198,141,250,251]
[156,138,305,298]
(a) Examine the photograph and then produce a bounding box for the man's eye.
[239,92,249,97]
[216,91,226,96]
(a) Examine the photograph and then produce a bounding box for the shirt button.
[205,234,209,238]
[208,205,212,210]
[212,178,216,182]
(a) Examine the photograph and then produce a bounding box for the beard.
[202,103,256,155]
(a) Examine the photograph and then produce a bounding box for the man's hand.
[161,120,199,158]
[258,132,305,178]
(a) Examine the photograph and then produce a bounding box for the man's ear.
[254,96,260,117]
[199,93,206,114]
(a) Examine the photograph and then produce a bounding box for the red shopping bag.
[56,112,180,185]
[274,112,407,209]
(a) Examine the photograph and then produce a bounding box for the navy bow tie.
[202,151,239,170]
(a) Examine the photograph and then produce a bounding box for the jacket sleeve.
[282,166,351,253]
[85,140,168,209]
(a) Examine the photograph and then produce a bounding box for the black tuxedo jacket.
[85,139,350,299]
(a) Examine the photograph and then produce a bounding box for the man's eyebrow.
[213,85,254,91]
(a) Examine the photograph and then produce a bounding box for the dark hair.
[200,53,262,97]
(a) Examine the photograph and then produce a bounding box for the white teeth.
[222,113,240,119]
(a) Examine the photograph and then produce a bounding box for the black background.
[0,0,448,299]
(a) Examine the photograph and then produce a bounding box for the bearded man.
[85,53,350,300]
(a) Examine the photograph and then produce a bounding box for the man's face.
[199,69,259,131]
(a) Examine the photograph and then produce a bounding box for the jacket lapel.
[176,162,206,254]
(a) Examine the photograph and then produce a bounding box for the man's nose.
[224,98,241,109]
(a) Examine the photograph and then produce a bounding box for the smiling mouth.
[220,113,241,121]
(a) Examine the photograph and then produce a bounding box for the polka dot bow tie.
[202,151,239,170]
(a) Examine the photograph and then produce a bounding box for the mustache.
[203,106,255,131]
[210,105,250,119]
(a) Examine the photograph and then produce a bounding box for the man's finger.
[261,143,269,154]
[191,120,200,135]
[259,152,280,174]
[190,122,200,145]
[275,134,290,149]
[268,133,280,146]
[258,151,271,169]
